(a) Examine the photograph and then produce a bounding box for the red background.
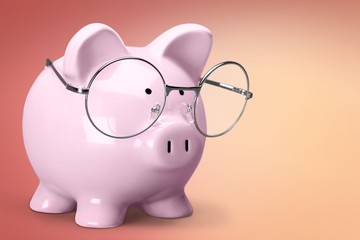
[1,0,360,239]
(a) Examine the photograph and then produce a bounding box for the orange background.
[1,0,360,239]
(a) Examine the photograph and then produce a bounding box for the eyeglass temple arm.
[204,78,253,99]
[45,58,89,94]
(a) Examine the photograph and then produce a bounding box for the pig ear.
[149,24,212,82]
[63,23,127,84]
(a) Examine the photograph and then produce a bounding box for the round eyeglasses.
[46,57,253,139]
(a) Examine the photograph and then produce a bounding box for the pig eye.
[145,88,152,95]
[179,90,184,96]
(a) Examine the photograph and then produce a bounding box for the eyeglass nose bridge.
[165,85,201,96]
[163,85,199,123]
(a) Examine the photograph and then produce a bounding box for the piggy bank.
[23,23,252,228]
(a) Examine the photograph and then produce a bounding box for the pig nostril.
[185,139,189,152]
[167,141,171,153]
[166,140,190,154]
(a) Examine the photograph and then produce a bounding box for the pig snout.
[141,110,205,170]
[157,123,203,168]
[159,123,198,156]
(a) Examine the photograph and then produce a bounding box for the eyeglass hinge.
[234,87,253,99]
[245,91,253,99]
[65,84,89,94]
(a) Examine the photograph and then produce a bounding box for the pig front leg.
[75,198,127,228]
[141,191,193,218]
[30,183,76,213]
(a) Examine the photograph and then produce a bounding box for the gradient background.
[1,0,360,239]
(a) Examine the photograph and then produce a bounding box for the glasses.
[46,57,253,139]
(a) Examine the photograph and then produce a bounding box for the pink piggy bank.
[23,23,252,228]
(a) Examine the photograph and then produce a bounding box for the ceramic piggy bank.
[23,23,252,228]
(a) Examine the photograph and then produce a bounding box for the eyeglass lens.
[85,58,166,138]
[195,62,249,137]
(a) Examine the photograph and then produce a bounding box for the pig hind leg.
[141,193,193,218]
[30,183,76,213]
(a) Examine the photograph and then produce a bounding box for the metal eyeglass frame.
[46,57,253,138]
